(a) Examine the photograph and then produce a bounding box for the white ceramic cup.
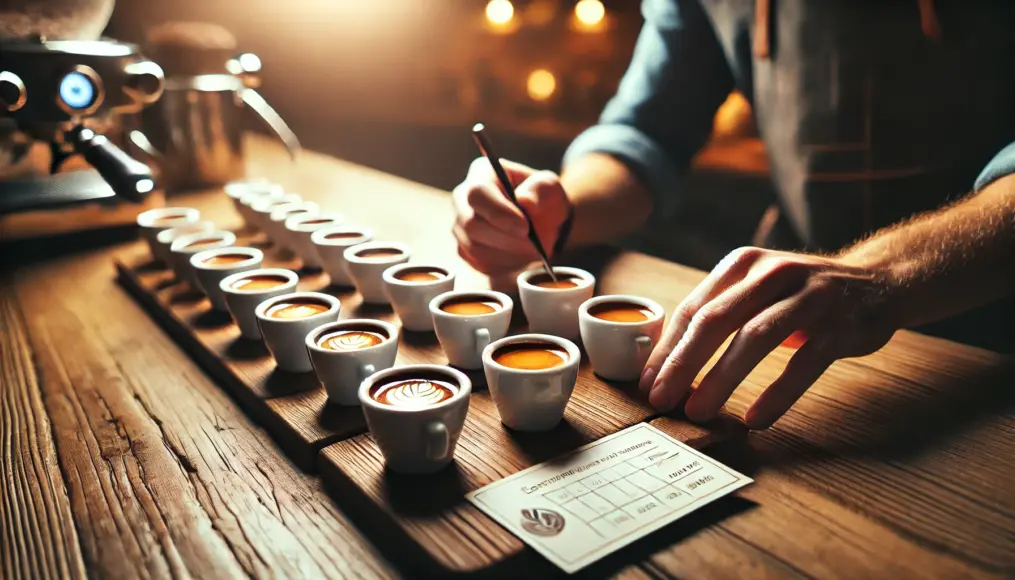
[237,184,286,227]
[306,319,399,405]
[429,290,513,369]
[250,193,302,234]
[517,266,595,340]
[578,295,665,381]
[267,202,319,256]
[358,364,472,474]
[343,241,412,304]
[224,179,281,217]
[255,292,341,372]
[169,230,237,288]
[382,263,456,332]
[482,333,581,431]
[136,207,201,261]
[310,225,374,288]
[153,220,214,265]
[284,212,345,269]
[190,247,264,310]
[219,268,299,339]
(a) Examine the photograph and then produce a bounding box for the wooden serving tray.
[116,236,747,575]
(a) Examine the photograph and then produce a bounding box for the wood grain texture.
[0,282,86,580]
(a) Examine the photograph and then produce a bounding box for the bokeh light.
[574,0,606,28]
[527,69,557,102]
[486,0,515,26]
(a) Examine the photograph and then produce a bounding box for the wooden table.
[3,137,1014,579]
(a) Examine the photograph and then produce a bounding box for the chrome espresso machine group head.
[0,36,164,210]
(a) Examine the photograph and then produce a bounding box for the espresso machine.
[0,35,165,240]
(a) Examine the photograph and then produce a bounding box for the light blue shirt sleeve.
[562,0,734,218]
[974,141,1015,191]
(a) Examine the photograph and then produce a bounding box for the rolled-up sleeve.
[563,0,734,218]
[974,141,1015,191]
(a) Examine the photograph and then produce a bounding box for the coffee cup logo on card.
[520,508,565,537]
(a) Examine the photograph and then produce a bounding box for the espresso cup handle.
[425,421,449,461]
[358,363,376,383]
[635,335,653,356]
[474,327,491,355]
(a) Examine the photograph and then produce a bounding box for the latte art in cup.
[318,329,387,351]
[588,301,654,322]
[231,274,290,291]
[529,273,581,289]
[203,253,252,266]
[355,247,404,260]
[439,294,502,316]
[394,267,446,283]
[370,378,457,408]
[266,298,331,319]
[493,342,569,370]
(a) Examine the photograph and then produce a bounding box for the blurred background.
[106,0,775,269]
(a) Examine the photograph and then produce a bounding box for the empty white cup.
[220,268,299,339]
[153,220,214,265]
[578,295,665,381]
[268,201,319,256]
[237,183,286,227]
[311,225,374,288]
[284,212,344,269]
[169,230,236,288]
[482,333,581,431]
[430,290,513,369]
[358,364,471,474]
[306,319,399,405]
[250,193,302,234]
[136,207,201,262]
[190,247,264,310]
[382,263,456,332]
[517,266,595,340]
[224,179,280,217]
[255,292,341,372]
[343,241,411,304]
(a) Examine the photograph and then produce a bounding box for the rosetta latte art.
[373,379,456,407]
[321,330,385,351]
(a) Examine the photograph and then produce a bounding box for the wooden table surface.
[3,137,1014,579]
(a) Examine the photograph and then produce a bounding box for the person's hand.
[638,247,900,429]
[452,158,572,275]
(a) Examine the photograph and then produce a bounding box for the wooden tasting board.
[115,233,746,577]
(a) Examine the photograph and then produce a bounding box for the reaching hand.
[452,158,572,275]
[639,247,899,429]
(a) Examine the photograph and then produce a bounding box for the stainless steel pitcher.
[137,53,299,192]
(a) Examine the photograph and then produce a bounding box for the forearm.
[840,173,1015,328]
[560,153,655,247]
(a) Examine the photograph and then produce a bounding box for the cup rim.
[517,266,595,292]
[578,294,665,325]
[219,267,299,295]
[311,225,375,247]
[343,241,412,264]
[156,221,215,245]
[251,194,302,213]
[239,187,285,207]
[191,246,263,270]
[285,212,344,232]
[305,318,400,354]
[429,289,514,319]
[482,333,581,375]
[169,230,237,254]
[224,179,281,200]
[137,207,199,228]
[269,202,318,223]
[381,262,455,287]
[358,364,472,414]
[254,291,341,323]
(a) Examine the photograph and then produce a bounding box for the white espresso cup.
[306,319,399,405]
[219,268,299,339]
[382,263,456,332]
[482,333,581,431]
[517,266,595,340]
[284,212,344,269]
[311,225,374,288]
[343,241,411,304]
[224,179,281,218]
[169,230,236,288]
[153,220,214,265]
[268,202,319,257]
[430,290,513,369]
[578,295,665,381]
[255,292,341,372]
[236,183,286,227]
[137,207,201,262]
[358,364,472,474]
[190,247,264,310]
[249,193,302,234]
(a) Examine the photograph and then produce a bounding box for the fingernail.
[638,367,657,392]
[648,382,678,412]
[684,399,712,423]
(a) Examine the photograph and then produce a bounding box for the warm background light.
[485,0,514,25]
[527,69,557,101]
[574,0,606,28]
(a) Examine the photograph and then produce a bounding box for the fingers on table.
[745,337,834,429]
